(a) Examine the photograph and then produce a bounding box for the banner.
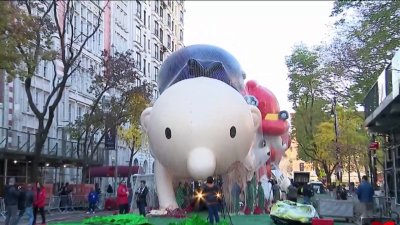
[105,124,117,150]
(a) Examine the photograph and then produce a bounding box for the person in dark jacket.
[24,184,35,225]
[135,180,148,217]
[302,184,313,204]
[87,188,99,214]
[202,176,220,225]
[356,176,374,218]
[14,185,26,225]
[4,177,19,225]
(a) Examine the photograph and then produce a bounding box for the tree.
[328,1,400,105]
[68,50,151,183]
[12,1,106,180]
[0,2,34,79]
[286,44,337,184]
[119,84,153,185]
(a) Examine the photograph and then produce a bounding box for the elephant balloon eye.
[230,126,236,138]
[165,128,172,139]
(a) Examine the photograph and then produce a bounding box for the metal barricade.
[71,195,87,210]
[45,196,61,213]
[316,198,355,222]
[0,198,6,219]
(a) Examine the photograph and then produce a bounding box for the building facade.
[364,49,400,204]
[0,0,185,188]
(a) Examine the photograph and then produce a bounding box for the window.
[172,40,174,51]
[43,61,48,78]
[172,20,174,31]
[68,103,72,122]
[154,0,159,13]
[160,7,163,18]
[167,14,171,27]
[147,62,150,75]
[180,29,183,41]
[144,10,146,26]
[136,1,142,19]
[154,21,159,36]
[148,39,150,51]
[134,158,139,166]
[135,26,141,44]
[143,34,146,49]
[160,50,163,61]
[35,90,39,106]
[154,66,159,81]
[143,59,147,76]
[78,106,82,119]
[159,28,163,42]
[154,44,159,60]
[136,52,142,70]
[167,35,171,49]
[180,10,184,23]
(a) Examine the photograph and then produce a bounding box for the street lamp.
[331,96,341,183]
[102,93,118,195]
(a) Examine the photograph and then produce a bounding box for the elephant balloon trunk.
[187,147,216,179]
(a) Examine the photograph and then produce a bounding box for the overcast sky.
[184,1,335,112]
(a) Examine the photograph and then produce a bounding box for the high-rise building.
[0,0,185,186]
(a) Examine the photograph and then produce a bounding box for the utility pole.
[333,96,341,183]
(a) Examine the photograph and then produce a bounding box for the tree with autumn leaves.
[287,1,400,184]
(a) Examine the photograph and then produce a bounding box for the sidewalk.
[0,209,118,225]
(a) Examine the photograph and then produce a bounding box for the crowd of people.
[4,177,47,225]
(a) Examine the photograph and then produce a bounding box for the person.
[340,184,348,200]
[87,188,99,214]
[183,182,193,208]
[127,183,133,212]
[272,180,281,203]
[135,180,149,217]
[14,185,26,225]
[175,182,185,208]
[60,182,71,211]
[4,177,19,225]
[107,184,114,196]
[257,181,265,211]
[202,176,220,225]
[302,183,313,205]
[117,180,129,214]
[24,184,35,225]
[33,182,46,225]
[287,182,298,202]
[356,176,374,218]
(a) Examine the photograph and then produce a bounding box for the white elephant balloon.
[141,77,261,210]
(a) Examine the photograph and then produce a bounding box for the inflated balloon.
[244,80,289,136]
[141,45,261,210]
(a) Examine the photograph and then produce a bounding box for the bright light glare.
[216,192,221,198]
[196,191,204,200]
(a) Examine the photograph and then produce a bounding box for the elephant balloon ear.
[140,107,153,133]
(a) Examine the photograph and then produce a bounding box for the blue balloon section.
[157,44,246,94]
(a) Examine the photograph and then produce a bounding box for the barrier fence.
[0,194,106,219]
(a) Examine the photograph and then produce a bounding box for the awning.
[88,166,144,178]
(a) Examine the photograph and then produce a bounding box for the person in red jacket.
[33,182,46,225]
[117,180,129,214]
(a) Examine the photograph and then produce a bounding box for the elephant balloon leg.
[155,160,179,210]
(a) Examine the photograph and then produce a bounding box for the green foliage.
[257,183,265,210]
[82,214,151,225]
[328,1,400,105]
[167,215,229,225]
